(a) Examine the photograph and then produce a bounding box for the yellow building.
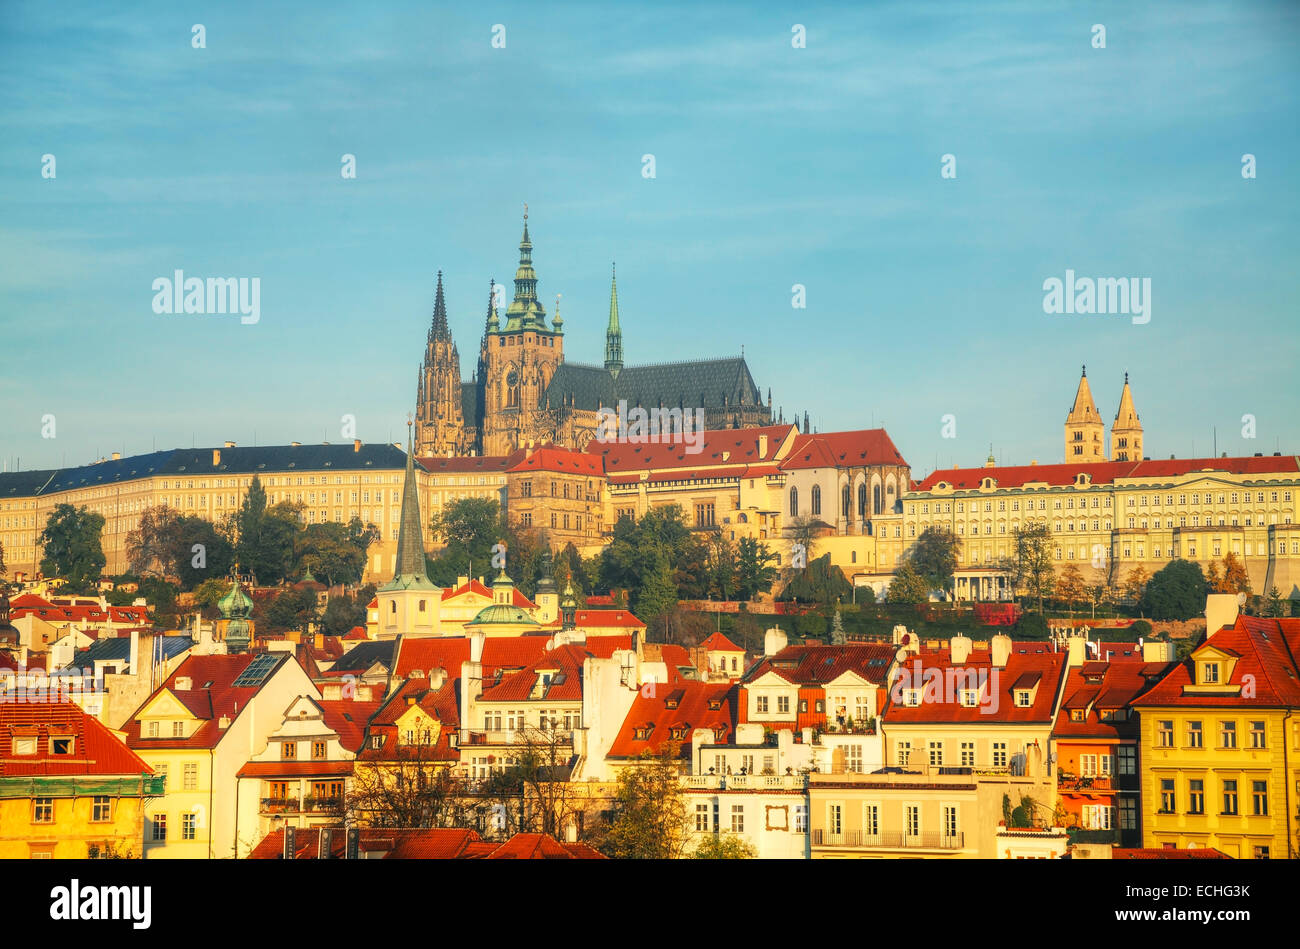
[0,702,161,859]
[1132,604,1300,858]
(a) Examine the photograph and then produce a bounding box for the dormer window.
[904,689,921,707]
[960,689,979,707]
[1014,690,1032,708]
[707,699,722,711]
[51,738,74,755]
[1203,662,1220,684]
[633,726,653,740]
[1070,709,1086,722]
[670,726,688,740]
[11,737,35,756]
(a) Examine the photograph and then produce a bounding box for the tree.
[910,526,959,597]
[1004,524,1054,613]
[1055,564,1086,616]
[1140,560,1208,622]
[39,504,106,591]
[174,516,235,590]
[596,748,687,859]
[779,553,851,604]
[1016,612,1049,640]
[598,505,697,603]
[706,534,739,600]
[830,608,846,645]
[347,738,464,829]
[692,834,757,859]
[735,538,778,600]
[636,556,679,622]
[230,476,297,585]
[1122,565,1151,615]
[321,585,373,637]
[1085,583,1108,620]
[510,724,583,839]
[1219,552,1251,596]
[1205,560,1222,593]
[1263,586,1286,618]
[296,520,369,588]
[429,497,500,566]
[0,538,5,578]
[886,561,929,605]
[264,587,320,632]
[191,577,232,612]
[786,516,819,563]
[126,505,182,578]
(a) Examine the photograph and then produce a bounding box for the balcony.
[811,829,965,851]
[683,774,806,791]
[302,796,343,814]
[260,797,300,814]
[1058,774,1114,793]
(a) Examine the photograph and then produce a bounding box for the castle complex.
[414,211,772,457]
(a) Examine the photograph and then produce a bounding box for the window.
[695,804,710,832]
[811,485,821,516]
[182,813,197,840]
[281,741,297,760]
[1187,721,1203,748]
[1014,690,1031,708]
[312,741,328,760]
[960,742,975,767]
[846,744,863,773]
[11,737,35,755]
[92,796,112,822]
[183,763,198,791]
[1188,780,1204,814]
[928,741,944,767]
[1083,804,1113,830]
[731,805,745,833]
[1220,721,1236,748]
[756,696,768,714]
[777,695,790,715]
[1160,779,1175,813]
[152,814,167,841]
[992,742,1007,768]
[1250,721,1266,748]
[1157,720,1174,747]
[1117,745,1136,775]
[828,804,842,835]
[171,721,184,737]
[906,805,920,837]
[789,487,798,517]
[32,798,53,823]
[1252,781,1268,816]
[794,804,807,834]
[1222,779,1238,815]
[896,741,911,767]
[1204,662,1219,684]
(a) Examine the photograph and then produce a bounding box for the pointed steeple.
[1111,372,1143,461]
[1065,365,1106,462]
[429,271,451,342]
[605,263,624,376]
[382,420,437,591]
[483,279,500,337]
[504,204,547,331]
[552,293,564,335]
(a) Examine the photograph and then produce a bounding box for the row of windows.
[1157,777,1270,817]
[791,484,894,518]
[32,796,115,823]
[912,490,1295,515]
[1155,720,1268,749]
[694,802,806,834]
[824,801,962,839]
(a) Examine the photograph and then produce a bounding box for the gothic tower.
[481,207,565,455]
[1110,373,1143,461]
[414,271,466,457]
[1065,365,1106,462]
[605,263,623,377]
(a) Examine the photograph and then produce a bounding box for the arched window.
[811,485,821,516]
[841,486,850,519]
[789,487,799,517]
[873,484,883,515]
[857,483,867,517]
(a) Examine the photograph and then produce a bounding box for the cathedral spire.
[504,204,547,331]
[382,418,436,591]
[605,262,623,376]
[1065,365,1106,462]
[483,279,500,338]
[1111,372,1143,461]
[429,270,450,342]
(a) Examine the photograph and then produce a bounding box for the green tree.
[1262,586,1286,618]
[692,834,757,859]
[830,608,847,645]
[735,537,778,600]
[296,520,370,588]
[706,534,739,600]
[264,587,320,632]
[429,497,502,569]
[320,584,375,637]
[1004,524,1055,613]
[1140,559,1208,622]
[191,577,232,612]
[886,561,929,605]
[125,505,183,578]
[597,748,687,859]
[1055,564,1086,616]
[230,476,297,585]
[778,553,851,604]
[909,526,959,597]
[636,556,679,621]
[174,516,235,590]
[1122,565,1150,614]
[1015,611,1049,640]
[39,504,106,591]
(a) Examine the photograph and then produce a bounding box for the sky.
[1,0,1297,478]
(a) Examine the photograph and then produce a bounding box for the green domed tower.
[218,570,254,654]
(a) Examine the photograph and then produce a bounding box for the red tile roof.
[1052,660,1174,739]
[441,578,536,610]
[699,632,743,653]
[1131,614,1300,709]
[744,643,897,687]
[608,681,738,759]
[392,634,633,680]
[479,644,592,702]
[506,447,604,476]
[8,594,149,627]
[593,425,795,476]
[417,450,527,474]
[779,429,908,471]
[249,827,604,859]
[319,699,383,752]
[122,653,295,750]
[360,676,461,762]
[236,760,354,778]
[884,648,1068,724]
[916,455,1300,492]
[1110,847,1231,860]
[0,702,153,777]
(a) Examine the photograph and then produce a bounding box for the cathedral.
[1064,366,1144,462]
[414,211,772,457]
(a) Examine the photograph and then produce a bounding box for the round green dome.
[218,579,253,619]
[469,604,540,626]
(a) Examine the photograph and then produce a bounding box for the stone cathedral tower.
[414,272,469,456]
[1064,366,1106,462]
[1110,373,1143,461]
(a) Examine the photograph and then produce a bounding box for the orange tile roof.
[884,648,1068,724]
[916,455,1300,491]
[0,702,153,777]
[608,681,739,759]
[506,446,604,476]
[479,644,591,702]
[249,827,605,859]
[699,632,743,652]
[392,634,632,679]
[593,424,795,475]
[1052,661,1174,739]
[778,429,908,471]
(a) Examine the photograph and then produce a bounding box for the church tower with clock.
[479,207,566,456]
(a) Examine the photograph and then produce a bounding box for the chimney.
[990,633,1012,669]
[758,434,768,457]
[224,440,236,448]
[111,451,120,461]
[129,627,140,674]
[1204,593,1241,638]
[764,626,787,657]
[353,438,362,453]
[428,667,447,690]
[175,676,192,691]
[1066,632,1088,668]
[470,630,485,664]
[949,634,972,664]
[218,715,231,729]
[212,449,221,466]
[459,657,483,743]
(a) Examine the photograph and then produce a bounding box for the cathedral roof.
[1066,367,1102,424]
[543,357,764,415]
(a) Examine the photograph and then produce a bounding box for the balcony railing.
[811,829,964,850]
[1058,775,1114,792]
[260,797,300,814]
[683,774,806,791]
[302,796,343,813]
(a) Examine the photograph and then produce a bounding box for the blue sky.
[2,0,1297,476]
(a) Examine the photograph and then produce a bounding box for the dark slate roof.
[461,381,479,428]
[0,444,408,498]
[332,640,397,674]
[71,635,193,669]
[544,357,764,413]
